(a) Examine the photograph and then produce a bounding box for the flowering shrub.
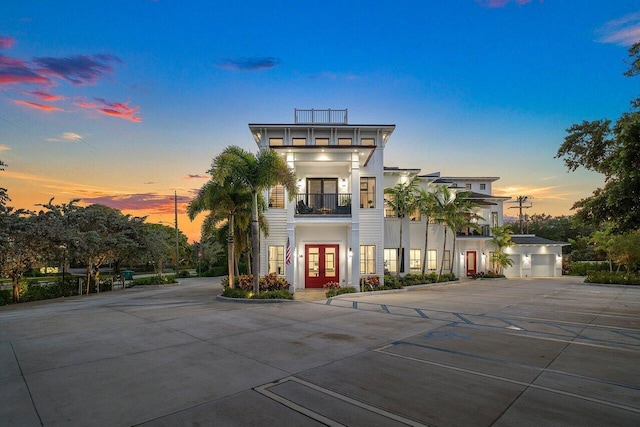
[360,275,382,291]
[323,281,341,289]
[224,274,290,292]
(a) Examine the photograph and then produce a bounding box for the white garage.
[505,235,569,278]
[531,254,555,277]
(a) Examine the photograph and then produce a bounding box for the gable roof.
[510,235,570,246]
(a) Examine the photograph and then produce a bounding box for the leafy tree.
[490,225,514,275]
[384,176,420,281]
[0,159,8,210]
[209,146,297,294]
[142,223,175,277]
[608,230,640,272]
[0,208,43,302]
[556,42,640,233]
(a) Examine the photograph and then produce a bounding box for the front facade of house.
[249,109,564,291]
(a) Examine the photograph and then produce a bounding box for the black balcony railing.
[295,193,351,215]
[294,108,348,124]
[457,225,491,237]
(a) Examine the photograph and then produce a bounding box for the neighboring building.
[249,109,566,291]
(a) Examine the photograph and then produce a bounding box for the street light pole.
[175,191,179,275]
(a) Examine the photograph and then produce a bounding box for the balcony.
[457,225,491,237]
[295,193,352,216]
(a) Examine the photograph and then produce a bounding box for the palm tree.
[416,188,437,279]
[433,185,456,279]
[211,146,297,294]
[490,225,514,275]
[448,193,483,272]
[384,176,420,281]
[188,179,253,288]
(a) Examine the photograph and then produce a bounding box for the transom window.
[315,138,329,146]
[338,138,352,146]
[269,138,283,146]
[361,138,375,146]
[292,138,306,146]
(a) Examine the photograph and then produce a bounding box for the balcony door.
[307,178,338,212]
[305,244,339,288]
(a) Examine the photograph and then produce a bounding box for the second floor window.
[269,185,285,208]
[410,209,421,221]
[292,138,306,146]
[360,177,375,208]
[269,138,283,146]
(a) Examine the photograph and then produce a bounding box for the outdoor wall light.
[348,248,353,258]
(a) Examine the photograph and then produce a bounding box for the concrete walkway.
[1,277,639,426]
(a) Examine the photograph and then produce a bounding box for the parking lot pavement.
[1,277,639,426]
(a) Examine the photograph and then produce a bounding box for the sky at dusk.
[1,0,639,242]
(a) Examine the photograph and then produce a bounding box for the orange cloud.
[24,90,64,102]
[75,98,142,123]
[14,99,62,112]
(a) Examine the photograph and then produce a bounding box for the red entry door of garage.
[466,251,477,277]
[305,245,339,288]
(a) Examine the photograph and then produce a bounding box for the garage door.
[504,254,521,278]
[531,254,555,277]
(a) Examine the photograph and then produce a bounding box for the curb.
[215,295,301,304]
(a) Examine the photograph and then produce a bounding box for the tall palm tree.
[384,176,420,281]
[448,193,483,272]
[433,185,456,279]
[211,146,297,294]
[188,180,253,288]
[416,188,437,279]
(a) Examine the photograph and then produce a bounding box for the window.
[361,138,375,146]
[338,138,352,146]
[465,183,472,190]
[269,138,283,146]
[489,251,497,273]
[480,183,486,191]
[428,249,437,271]
[360,245,376,274]
[384,194,397,218]
[269,185,284,208]
[360,177,375,208]
[268,246,284,275]
[292,138,306,146]
[491,212,499,229]
[410,249,421,272]
[315,138,329,146]
[410,209,421,221]
[443,250,451,272]
[384,248,404,273]
[384,249,397,273]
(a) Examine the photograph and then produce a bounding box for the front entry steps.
[293,288,327,301]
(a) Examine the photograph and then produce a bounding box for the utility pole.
[175,191,179,275]
[508,196,532,234]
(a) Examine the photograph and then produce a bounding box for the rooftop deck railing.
[294,108,348,124]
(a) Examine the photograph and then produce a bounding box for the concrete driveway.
[1,277,639,426]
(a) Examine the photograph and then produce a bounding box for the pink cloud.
[24,90,65,102]
[0,55,51,85]
[14,99,62,112]
[597,13,640,46]
[75,97,142,123]
[0,37,15,49]
[81,193,191,214]
[34,54,122,85]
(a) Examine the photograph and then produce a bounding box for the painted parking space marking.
[255,376,429,427]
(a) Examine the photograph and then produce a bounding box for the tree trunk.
[86,265,92,295]
[12,276,19,303]
[396,219,403,282]
[251,191,260,294]
[421,219,430,279]
[451,236,457,274]
[438,228,448,280]
[227,214,234,288]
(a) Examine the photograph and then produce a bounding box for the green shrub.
[569,261,610,276]
[222,287,250,298]
[177,270,190,278]
[253,290,293,299]
[585,271,640,285]
[401,274,424,286]
[326,287,357,297]
[0,289,11,305]
[206,266,227,277]
[131,275,177,286]
[225,274,290,292]
[437,273,458,282]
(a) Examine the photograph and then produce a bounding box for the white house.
[249,109,566,291]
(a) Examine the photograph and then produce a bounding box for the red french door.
[305,244,339,288]
[466,251,477,277]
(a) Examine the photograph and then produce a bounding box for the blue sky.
[1,0,639,241]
